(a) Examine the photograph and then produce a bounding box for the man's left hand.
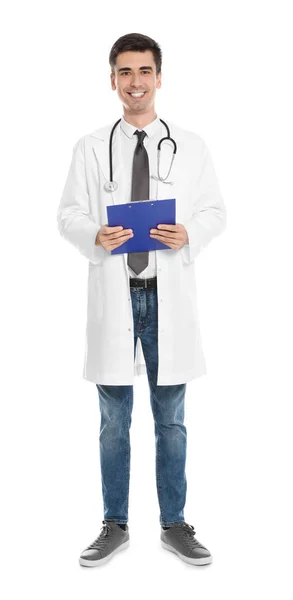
[149,223,189,250]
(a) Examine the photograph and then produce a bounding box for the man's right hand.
[95,225,133,252]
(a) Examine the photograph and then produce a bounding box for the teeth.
[130,92,145,97]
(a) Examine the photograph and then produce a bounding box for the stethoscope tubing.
[107,118,177,186]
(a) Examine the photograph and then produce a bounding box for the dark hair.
[109,33,162,75]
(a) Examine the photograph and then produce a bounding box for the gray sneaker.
[79,520,130,567]
[161,521,212,565]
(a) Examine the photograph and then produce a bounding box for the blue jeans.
[96,282,187,527]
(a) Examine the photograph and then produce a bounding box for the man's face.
[110,50,161,113]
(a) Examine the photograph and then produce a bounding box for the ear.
[156,72,162,89]
[110,73,116,90]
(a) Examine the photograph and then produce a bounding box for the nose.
[130,73,142,87]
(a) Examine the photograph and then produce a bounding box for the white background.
[1,0,293,598]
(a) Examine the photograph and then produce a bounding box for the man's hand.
[95,223,188,253]
[149,223,189,250]
[95,225,133,252]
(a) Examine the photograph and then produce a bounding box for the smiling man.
[57,32,227,568]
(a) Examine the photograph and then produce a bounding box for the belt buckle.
[136,278,147,289]
[130,277,150,289]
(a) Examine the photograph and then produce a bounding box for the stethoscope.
[104,118,177,192]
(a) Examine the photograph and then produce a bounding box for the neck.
[122,108,157,130]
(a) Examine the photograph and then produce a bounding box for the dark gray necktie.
[127,130,149,276]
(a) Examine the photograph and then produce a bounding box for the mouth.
[127,92,147,99]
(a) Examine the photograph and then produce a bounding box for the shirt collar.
[120,114,161,139]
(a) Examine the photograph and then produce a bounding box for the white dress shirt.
[120,114,164,280]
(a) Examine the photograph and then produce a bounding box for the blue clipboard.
[106,198,176,255]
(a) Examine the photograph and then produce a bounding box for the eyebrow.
[118,66,153,72]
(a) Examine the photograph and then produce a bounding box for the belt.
[129,276,157,289]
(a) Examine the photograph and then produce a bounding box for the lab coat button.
[128,328,131,331]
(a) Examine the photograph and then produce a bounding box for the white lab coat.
[57,118,227,385]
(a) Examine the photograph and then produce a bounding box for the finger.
[102,230,130,240]
[105,225,123,233]
[153,240,178,249]
[151,228,180,236]
[109,232,132,246]
[157,224,179,231]
[151,233,181,242]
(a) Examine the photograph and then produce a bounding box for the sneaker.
[79,520,129,567]
[161,521,212,565]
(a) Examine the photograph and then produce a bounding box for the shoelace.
[86,520,114,550]
[173,522,206,550]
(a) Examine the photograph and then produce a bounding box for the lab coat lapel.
[92,121,126,207]
[92,122,130,274]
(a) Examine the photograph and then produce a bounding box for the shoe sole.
[79,539,130,567]
[161,540,213,565]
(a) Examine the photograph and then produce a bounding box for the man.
[57,32,227,567]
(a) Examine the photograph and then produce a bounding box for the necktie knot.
[134,130,147,147]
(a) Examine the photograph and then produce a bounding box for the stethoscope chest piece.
[104,180,118,192]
